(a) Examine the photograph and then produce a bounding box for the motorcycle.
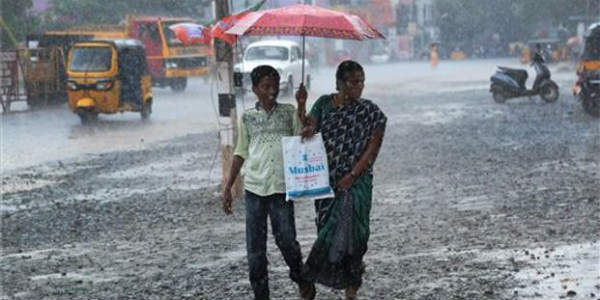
[489,53,559,103]
[574,70,600,117]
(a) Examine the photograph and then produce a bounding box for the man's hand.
[222,186,233,215]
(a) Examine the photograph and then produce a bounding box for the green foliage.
[0,0,36,48]
[46,0,212,30]
[434,0,593,50]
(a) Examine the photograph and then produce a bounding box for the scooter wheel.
[492,91,507,103]
[540,83,559,103]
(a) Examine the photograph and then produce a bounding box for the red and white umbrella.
[226,4,384,82]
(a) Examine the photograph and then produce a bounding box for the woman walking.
[295,60,387,299]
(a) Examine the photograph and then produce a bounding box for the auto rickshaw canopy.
[581,23,600,61]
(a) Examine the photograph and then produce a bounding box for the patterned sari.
[302,94,387,289]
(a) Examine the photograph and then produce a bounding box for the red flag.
[169,23,211,45]
[211,0,266,45]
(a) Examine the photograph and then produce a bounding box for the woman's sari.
[302,94,387,289]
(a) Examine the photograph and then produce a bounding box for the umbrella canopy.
[168,23,211,46]
[226,4,384,83]
[226,4,384,40]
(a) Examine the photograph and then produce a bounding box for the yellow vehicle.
[577,23,600,74]
[66,39,153,123]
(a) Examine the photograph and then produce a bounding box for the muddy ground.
[1,63,599,300]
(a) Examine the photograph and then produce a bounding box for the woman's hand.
[300,117,316,140]
[300,124,315,140]
[295,83,307,107]
[337,173,354,190]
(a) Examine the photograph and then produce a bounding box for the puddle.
[473,242,600,299]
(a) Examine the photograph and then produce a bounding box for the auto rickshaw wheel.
[492,91,507,103]
[170,78,187,93]
[77,110,98,124]
[583,96,600,117]
[141,100,152,120]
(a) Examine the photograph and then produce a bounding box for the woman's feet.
[299,281,316,300]
[344,285,359,300]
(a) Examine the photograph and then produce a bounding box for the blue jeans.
[245,191,303,300]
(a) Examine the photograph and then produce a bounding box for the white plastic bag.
[282,133,334,201]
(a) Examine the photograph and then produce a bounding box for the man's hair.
[335,60,363,90]
[251,65,280,87]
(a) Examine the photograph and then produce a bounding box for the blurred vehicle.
[329,49,352,66]
[575,70,600,117]
[369,41,391,63]
[66,39,153,123]
[233,39,310,97]
[490,49,559,103]
[450,47,466,60]
[19,36,71,107]
[573,23,600,117]
[521,38,561,64]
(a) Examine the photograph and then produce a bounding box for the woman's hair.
[335,60,363,90]
[251,65,280,87]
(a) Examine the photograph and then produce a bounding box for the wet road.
[1,58,576,172]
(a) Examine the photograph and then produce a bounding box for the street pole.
[214,0,243,199]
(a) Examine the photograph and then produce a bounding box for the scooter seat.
[498,66,526,73]
[497,66,528,89]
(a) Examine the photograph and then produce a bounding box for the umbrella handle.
[301,35,305,86]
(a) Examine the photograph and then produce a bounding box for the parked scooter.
[574,70,600,117]
[490,49,559,103]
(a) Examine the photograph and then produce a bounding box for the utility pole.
[214,0,243,199]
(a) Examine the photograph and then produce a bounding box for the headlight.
[165,60,178,68]
[96,79,113,90]
[67,80,78,91]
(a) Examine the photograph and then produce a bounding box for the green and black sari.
[302,94,387,289]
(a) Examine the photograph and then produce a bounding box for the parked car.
[234,39,310,97]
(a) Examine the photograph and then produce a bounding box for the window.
[245,46,289,61]
[291,47,300,61]
[69,47,112,72]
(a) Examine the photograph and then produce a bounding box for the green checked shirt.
[234,102,301,196]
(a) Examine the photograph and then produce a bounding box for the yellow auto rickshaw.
[66,39,153,123]
[573,23,600,117]
[577,23,600,74]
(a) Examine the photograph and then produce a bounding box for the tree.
[46,0,214,30]
[1,0,36,49]
[434,0,596,56]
